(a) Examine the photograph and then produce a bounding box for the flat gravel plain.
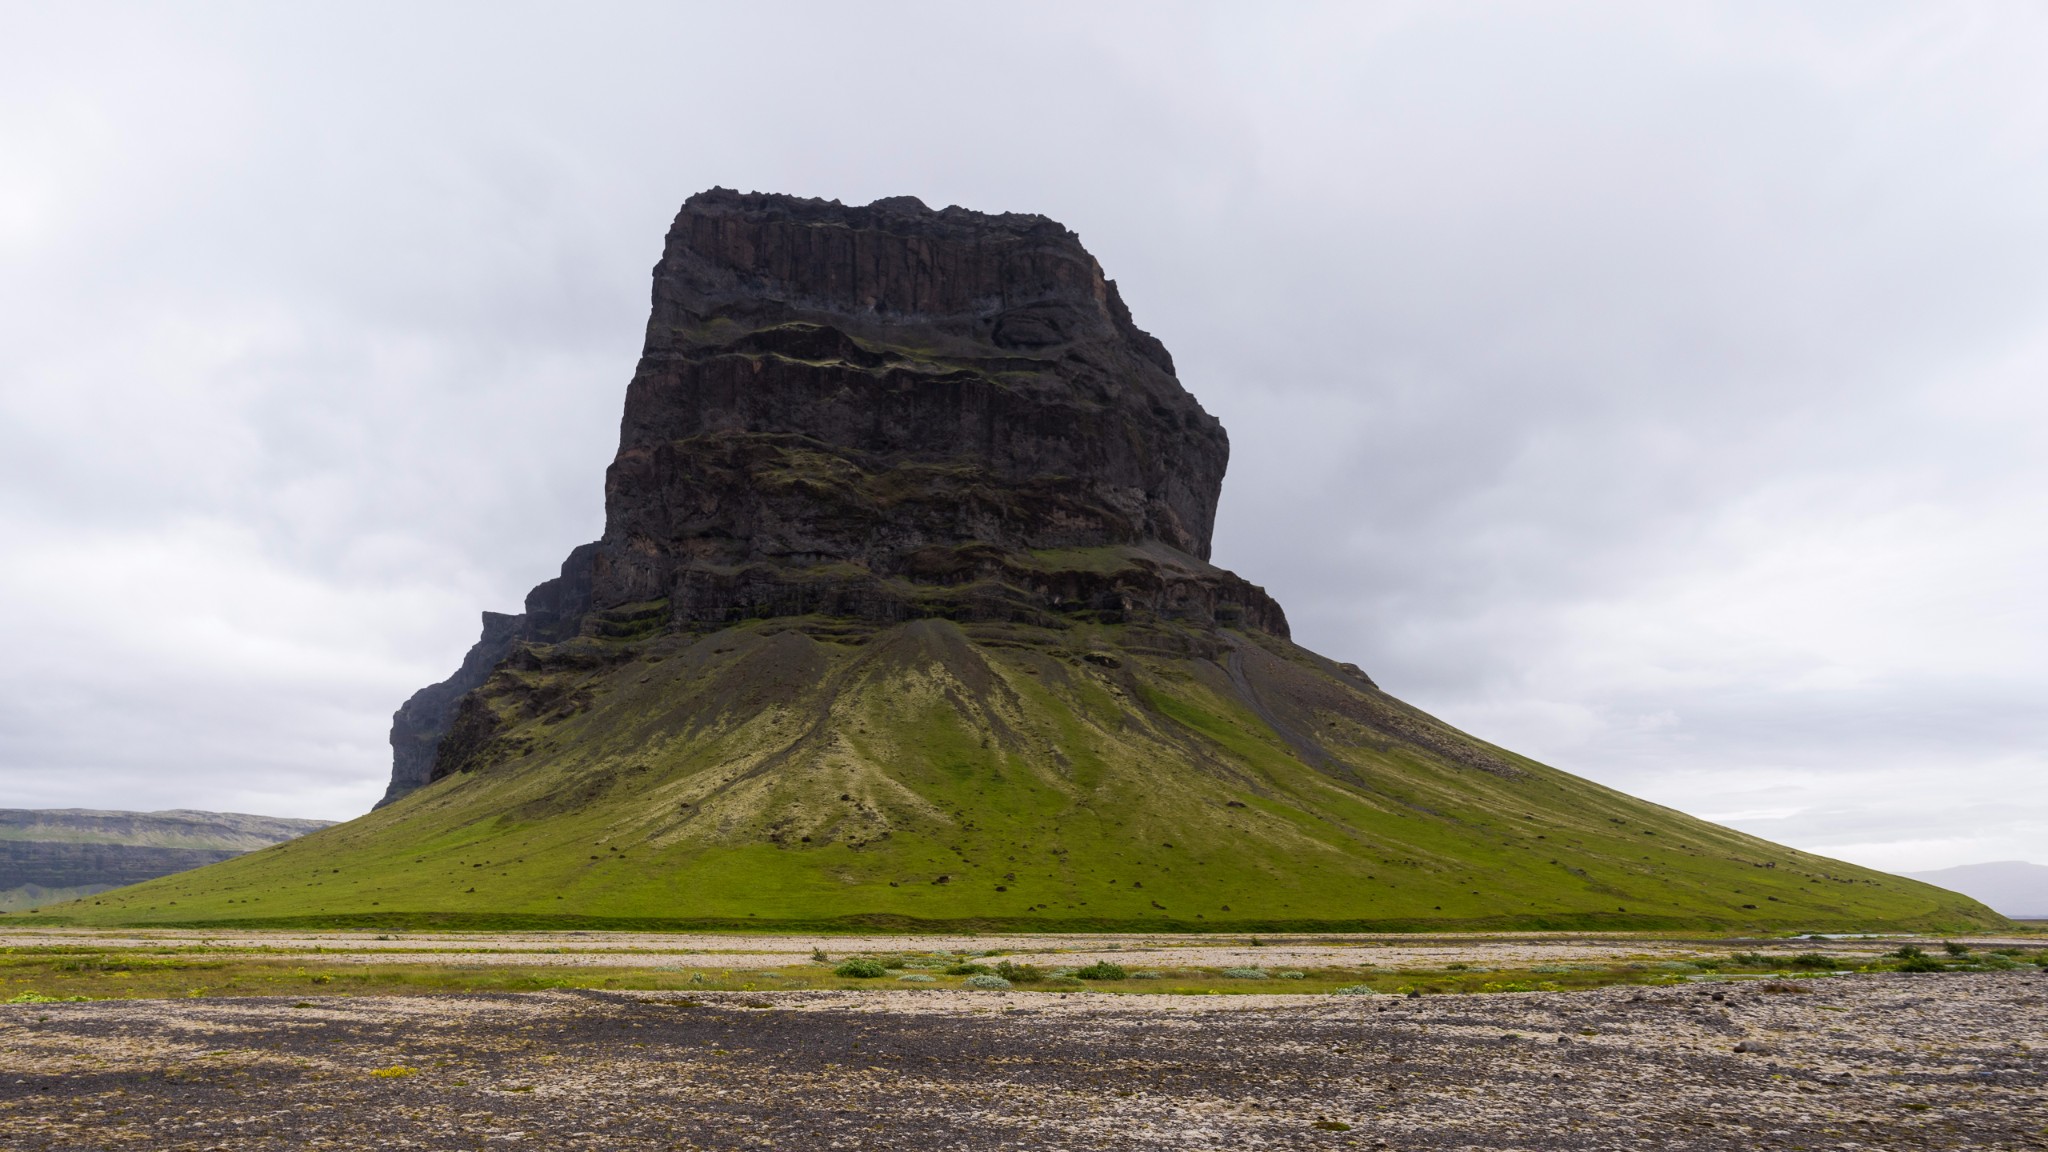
[2,972,2044,1150]
[0,929,1855,970]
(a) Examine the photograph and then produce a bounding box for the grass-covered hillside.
[31,617,2000,932]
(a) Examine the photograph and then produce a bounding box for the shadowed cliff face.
[614,190,1219,557]
[383,191,1287,805]
[382,612,527,806]
[586,190,1254,626]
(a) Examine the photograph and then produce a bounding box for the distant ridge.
[0,809,331,912]
[1900,861,2048,919]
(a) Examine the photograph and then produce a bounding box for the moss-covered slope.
[41,617,1999,932]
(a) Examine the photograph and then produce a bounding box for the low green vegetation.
[1,943,2037,1004]
[18,618,2003,933]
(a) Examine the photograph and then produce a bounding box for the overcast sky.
[3,3,2043,872]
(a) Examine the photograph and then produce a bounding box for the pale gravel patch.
[4,972,2039,1149]
[5,928,2026,972]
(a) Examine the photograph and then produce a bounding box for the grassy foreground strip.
[4,942,2041,1004]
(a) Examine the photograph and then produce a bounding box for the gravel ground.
[2,972,2043,1149]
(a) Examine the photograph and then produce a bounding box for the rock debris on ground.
[2,972,2043,1149]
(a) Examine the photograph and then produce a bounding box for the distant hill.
[0,809,332,912]
[1900,862,2048,919]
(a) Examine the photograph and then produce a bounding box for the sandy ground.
[3,929,2034,972]
[1,971,2042,1150]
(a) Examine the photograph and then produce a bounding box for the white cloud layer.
[1,2,2042,871]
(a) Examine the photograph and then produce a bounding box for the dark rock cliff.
[380,611,526,806]
[383,190,1289,804]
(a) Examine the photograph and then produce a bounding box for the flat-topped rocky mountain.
[53,191,1998,933]
[0,809,331,912]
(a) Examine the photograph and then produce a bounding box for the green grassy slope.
[36,617,2000,932]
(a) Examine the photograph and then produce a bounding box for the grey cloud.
[1,3,2042,869]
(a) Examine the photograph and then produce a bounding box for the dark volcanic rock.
[380,611,526,807]
[386,190,1289,802]
[615,190,1218,561]
[381,547,605,805]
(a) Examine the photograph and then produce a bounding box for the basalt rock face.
[585,188,1281,633]
[380,611,526,807]
[616,190,1218,552]
[383,191,1288,804]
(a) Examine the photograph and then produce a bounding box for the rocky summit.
[54,191,1999,932]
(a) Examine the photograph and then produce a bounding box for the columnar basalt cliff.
[381,189,1287,805]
